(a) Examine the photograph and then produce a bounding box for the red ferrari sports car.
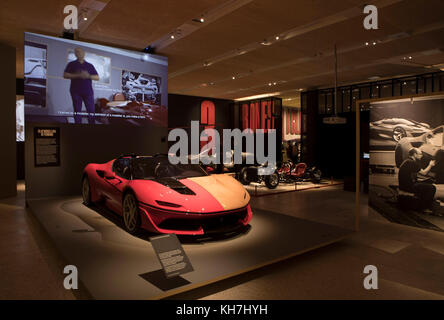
[82,154,252,235]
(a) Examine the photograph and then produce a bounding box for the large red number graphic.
[200,100,216,154]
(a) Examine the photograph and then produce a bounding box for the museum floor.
[1,182,444,300]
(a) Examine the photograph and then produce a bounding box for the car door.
[102,158,131,214]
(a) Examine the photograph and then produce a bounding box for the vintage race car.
[395,125,444,168]
[370,118,431,142]
[82,154,252,235]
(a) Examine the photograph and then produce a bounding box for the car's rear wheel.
[122,192,141,235]
[265,172,279,189]
[82,176,92,206]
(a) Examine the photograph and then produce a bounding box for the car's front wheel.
[265,172,279,189]
[82,176,92,206]
[122,192,142,235]
[393,127,407,142]
[239,167,250,185]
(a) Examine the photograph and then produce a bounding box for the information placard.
[34,127,60,167]
[150,234,193,278]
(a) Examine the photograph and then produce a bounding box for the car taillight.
[155,200,182,208]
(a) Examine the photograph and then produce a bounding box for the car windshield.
[132,156,208,180]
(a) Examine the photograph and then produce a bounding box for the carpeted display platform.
[27,196,353,299]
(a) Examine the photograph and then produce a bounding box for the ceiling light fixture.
[235,92,281,101]
[79,10,88,21]
[192,16,205,23]
[365,42,369,46]
[260,40,272,46]
[275,36,280,40]
[232,76,236,80]
[372,41,376,45]
[170,35,175,39]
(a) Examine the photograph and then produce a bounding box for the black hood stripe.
[155,177,195,195]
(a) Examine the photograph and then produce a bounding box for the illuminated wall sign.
[282,107,301,141]
[241,98,277,132]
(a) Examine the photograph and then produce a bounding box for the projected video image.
[24,41,47,109]
[122,70,161,104]
[16,96,24,142]
[24,32,168,126]
[67,50,111,85]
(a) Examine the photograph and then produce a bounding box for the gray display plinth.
[28,197,353,299]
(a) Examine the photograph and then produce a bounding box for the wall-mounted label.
[34,127,60,167]
[150,234,193,279]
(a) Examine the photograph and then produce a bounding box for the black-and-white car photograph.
[369,95,444,232]
[24,41,47,108]
[121,70,161,105]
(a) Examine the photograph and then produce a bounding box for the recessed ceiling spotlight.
[268,83,272,86]
[275,36,280,40]
[192,17,205,23]
[273,82,277,85]
[232,76,236,80]
[365,42,369,46]
[409,56,412,59]
[372,41,376,45]
[170,35,175,39]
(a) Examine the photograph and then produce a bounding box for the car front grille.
[157,208,248,233]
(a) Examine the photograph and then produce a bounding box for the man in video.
[399,147,436,213]
[63,47,99,124]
